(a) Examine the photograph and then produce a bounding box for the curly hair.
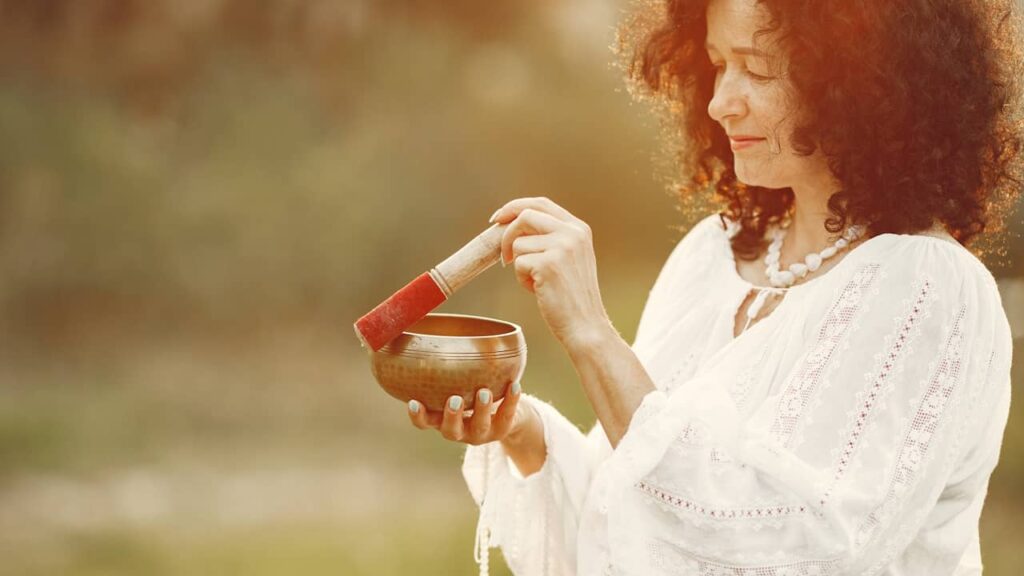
[618,0,1024,263]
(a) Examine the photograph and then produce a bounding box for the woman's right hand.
[407,381,528,446]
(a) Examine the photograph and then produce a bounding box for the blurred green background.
[0,1,1020,574]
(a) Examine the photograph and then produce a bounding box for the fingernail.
[489,209,501,223]
[408,400,420,414]
[511,381,521,395]
[448,396,463,411]
[479,389,491,404]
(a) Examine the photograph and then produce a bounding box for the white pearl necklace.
[765,217,867,288]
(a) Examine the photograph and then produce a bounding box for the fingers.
[512,252,546,293]
[490,381,522,438]
[407,384,522,445]
[466,388,494,442]
[407,399,442,430]
[491,197,578,226]
[439,395,467,441]
[500,209,563,266]
[511,233,554,257]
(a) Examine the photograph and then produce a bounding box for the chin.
[734,159,785,189]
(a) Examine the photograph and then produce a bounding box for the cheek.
[722,79,804,187]
[750,91,793,152]
[736,93,800,185]
[771,118,801,160]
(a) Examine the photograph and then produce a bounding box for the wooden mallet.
[354,223,507,351]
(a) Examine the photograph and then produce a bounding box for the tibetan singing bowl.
[367,313,527,412]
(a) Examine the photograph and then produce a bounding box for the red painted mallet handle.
[354,223,506,351]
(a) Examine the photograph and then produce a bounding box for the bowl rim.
[402,312,522,339]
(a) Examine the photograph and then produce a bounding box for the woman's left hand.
[490,197,613,351]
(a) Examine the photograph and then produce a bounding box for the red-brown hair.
[619,0,1024,262]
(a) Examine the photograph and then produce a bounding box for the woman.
[406,0,1022,573]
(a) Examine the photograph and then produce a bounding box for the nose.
[707,70,747,125]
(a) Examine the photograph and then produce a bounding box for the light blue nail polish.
[479,389,491,404]
[408,400,419,414]
[448,396,463,411]
[511,381,521,395]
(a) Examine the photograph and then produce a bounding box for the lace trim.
[650,537,842,576]
[771,264,881,447]
[854,303,967,547]
[658,350,699,396]
[698,558,841,576]
[821,276,936,505]
[637,480,809,521]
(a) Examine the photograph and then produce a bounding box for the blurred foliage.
[0,1,1020,575]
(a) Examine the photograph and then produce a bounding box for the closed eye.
[709,60,773,82]
[746,69,775,82]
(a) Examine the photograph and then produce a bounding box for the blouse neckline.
[715,221,877,294]
[712,216,961,294]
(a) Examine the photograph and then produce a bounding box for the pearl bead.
[759,220,860,289]
[805,253,822,271]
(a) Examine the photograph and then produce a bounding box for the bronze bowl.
[367,313,527,412]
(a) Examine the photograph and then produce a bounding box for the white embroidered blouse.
[462,213,1015,576]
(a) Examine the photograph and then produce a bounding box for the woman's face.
[705,0,824,190]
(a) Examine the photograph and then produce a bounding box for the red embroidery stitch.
[636,481,809,520]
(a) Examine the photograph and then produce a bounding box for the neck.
[782,173,840,260]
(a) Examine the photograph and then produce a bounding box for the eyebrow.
[704,43,770,58]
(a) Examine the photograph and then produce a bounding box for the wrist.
[502,400,539,448]
[500,399,547,478]
[562,319,620,360]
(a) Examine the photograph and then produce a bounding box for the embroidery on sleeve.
[820,276,937,505]
[771,264,882,447]
[637,265,887,522]
[637,480,808,520]
[853,303,967,547]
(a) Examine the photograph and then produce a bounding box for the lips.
[728,135,766,151]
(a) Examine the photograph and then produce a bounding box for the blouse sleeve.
[460,215,716,576]
[461,394,611,575]
[631,214,722,356]
[603,238,1014,575]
